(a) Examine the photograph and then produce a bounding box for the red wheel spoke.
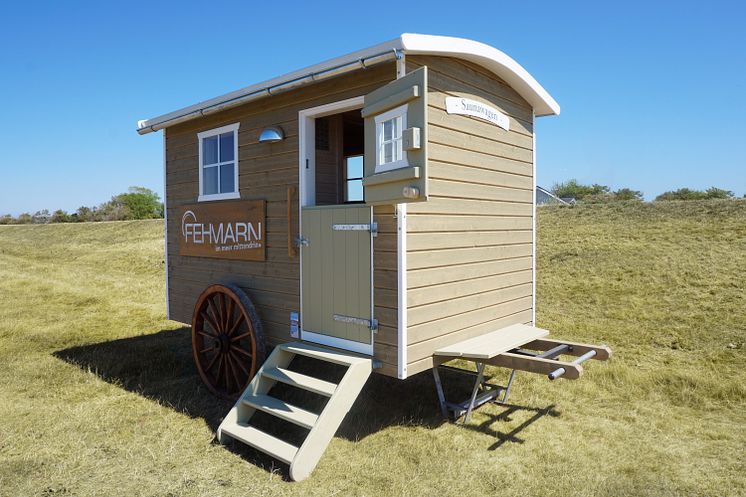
[207,298,222,334]
[226,314,245,337]
[198,330,217,340]
[231,344,253,358]
[215,355,225,384]
[221,293,230,332]
[214,293,224,332]
[200,311,220,335]
[199,346,216,354]
[225,298,235,334]
[225,354,240,392]
[205,351,220,372]
[230,350,250,376]
[231,331,252,342]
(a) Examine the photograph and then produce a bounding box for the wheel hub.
[216,333,231,354]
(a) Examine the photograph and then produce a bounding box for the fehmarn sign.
[179,199,265,261]
[445,97,510,132]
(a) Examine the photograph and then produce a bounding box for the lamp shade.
[259,126,284,143]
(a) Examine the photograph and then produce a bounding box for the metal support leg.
[432,367,448,418]
[499,369,517,404]
[464,362,486,423]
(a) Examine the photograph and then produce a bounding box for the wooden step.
[281,341,370,366]
[220,424,298,465]
[262,366,337,397]
[242,394,319,429]
[218,341,373,480]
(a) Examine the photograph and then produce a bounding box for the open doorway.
[298,95,365,209]
[314,109,364,205]
[298,96,374,355]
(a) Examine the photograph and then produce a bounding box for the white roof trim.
[137,33,558,135]
[400,34,560,117]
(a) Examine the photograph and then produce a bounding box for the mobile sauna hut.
[137,33,611,481]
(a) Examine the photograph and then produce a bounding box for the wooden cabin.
[138,33,610,481]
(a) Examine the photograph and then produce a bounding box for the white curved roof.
[137,33,559,134]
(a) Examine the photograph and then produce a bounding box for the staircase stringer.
[289,358,372,481]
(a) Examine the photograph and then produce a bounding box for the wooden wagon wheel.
[192,284,266,399]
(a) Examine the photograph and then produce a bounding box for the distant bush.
[111,187,164,220]
[552,180,609,200]
[552,180,643,203]
[1,187,164,224]
[613,188,644,201]
[655,187,735,201]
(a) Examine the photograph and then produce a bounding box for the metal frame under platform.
[432,364,517,423]
[431,324,612,422]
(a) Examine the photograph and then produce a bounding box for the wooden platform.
[431,323,612,422]
[434,323,550,359]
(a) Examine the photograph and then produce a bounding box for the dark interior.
[314,110,364,205]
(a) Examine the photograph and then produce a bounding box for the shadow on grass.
[463,403,560,450]
[53,327,558,478]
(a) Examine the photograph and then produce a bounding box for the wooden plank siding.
[404,55,535,377]
[165,62,400,377]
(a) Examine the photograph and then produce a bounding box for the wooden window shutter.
[361,66,428,205]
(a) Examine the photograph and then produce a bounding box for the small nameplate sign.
[445,97,510,131]
[178,199,266,261]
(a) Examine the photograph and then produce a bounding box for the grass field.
[0,200,744,497]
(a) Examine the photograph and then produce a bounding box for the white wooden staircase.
[217,341,372,481]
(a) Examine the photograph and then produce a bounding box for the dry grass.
[0,201,744,496]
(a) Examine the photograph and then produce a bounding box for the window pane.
[382,142,393,163]
[394,138,403,162]
[346,156,363,179]
[393,116,401,137]
[219,132,234,162]
[203,166,219,194]
[382,120,393,141]
[220,163,235,193]
[347,179,363,202]
[203,136,218,165]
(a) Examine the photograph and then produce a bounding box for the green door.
[301,204,374,355]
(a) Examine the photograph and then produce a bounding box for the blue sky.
[1,1,744,214]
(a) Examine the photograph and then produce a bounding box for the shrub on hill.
[552,180,643,203]
[655,187,735,201]
[1,187,164,224]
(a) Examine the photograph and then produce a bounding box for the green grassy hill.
[0,201,744,496]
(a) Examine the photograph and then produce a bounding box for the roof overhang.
[137,33,559,135]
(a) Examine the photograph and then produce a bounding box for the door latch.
[294,235,309,247]
[331,222,378,237]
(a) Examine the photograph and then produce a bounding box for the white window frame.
[374,104,409,173]
[197,122,241,202]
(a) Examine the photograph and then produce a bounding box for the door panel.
[301,205,373,351]
[362,66,428,205]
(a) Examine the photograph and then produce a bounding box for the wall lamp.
[259,126,285,143]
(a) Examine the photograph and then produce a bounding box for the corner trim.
[163,130,170,321]
[397,203,408,379]
[531,112,537,325]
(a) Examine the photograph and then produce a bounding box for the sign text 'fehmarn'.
[178,199,266,261]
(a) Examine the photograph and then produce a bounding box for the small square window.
[374,104,408,172]
[197,123,240,201]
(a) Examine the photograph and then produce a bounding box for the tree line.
[551,180,742,203]
[0,187,164,225]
